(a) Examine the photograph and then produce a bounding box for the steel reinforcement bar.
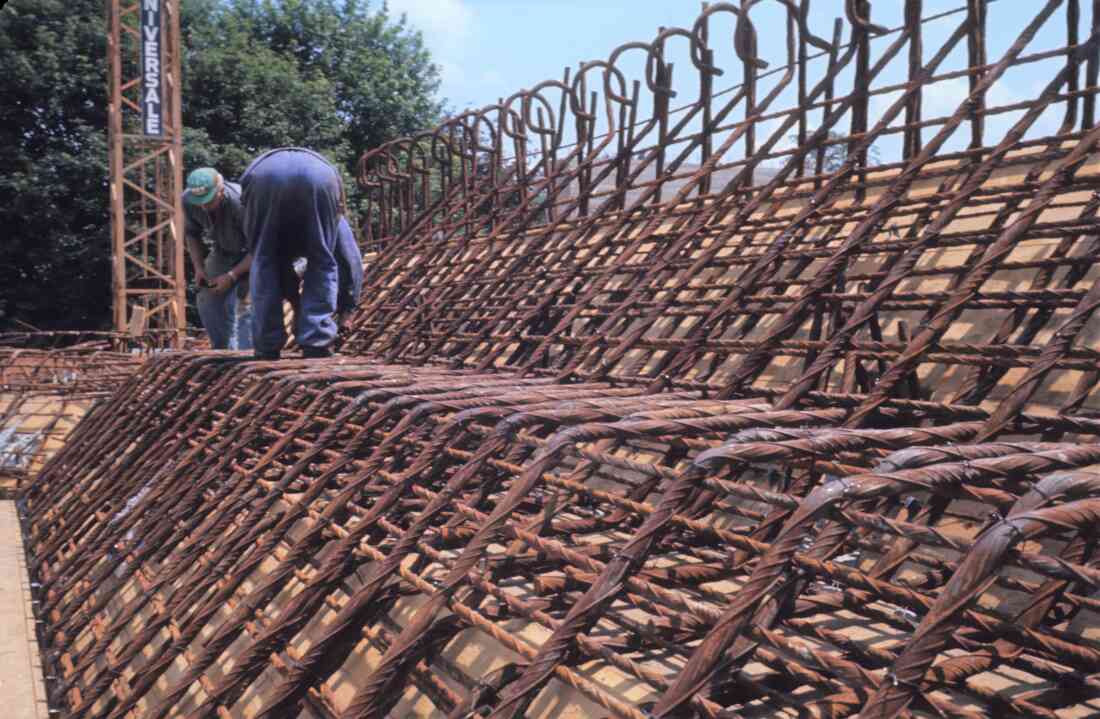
[0,332,144,491]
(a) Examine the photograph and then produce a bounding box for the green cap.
[184,168,222,206]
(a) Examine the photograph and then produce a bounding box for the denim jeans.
[196,252,253,350]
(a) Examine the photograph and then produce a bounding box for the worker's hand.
[194,267,209,287]
[211,273,235,294]
[336,312,351,330]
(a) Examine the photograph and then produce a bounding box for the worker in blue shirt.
[240,148,342,359]
[182,168,253,350]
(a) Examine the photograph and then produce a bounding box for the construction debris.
[19,1,1100,717]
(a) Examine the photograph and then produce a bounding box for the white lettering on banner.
[141,0,163,136]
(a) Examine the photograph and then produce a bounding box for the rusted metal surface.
[20,1,1100,717]
[0,333,144,491]
[107,0,187,343]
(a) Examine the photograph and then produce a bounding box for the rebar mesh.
[0,333,143,491]
[21,2,1100,717]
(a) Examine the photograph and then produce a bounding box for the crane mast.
[106,0,185,344]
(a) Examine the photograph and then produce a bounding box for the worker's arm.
[229,252,253,280]
[184,208,209,286]
[334,217,364,327]
[210,252,253,294]
[210,196,253,294]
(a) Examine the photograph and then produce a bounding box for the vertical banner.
[141,0,163,136]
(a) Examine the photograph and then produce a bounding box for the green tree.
[0,0,441,331]
[788,130,882,175]
[0,0,112,331]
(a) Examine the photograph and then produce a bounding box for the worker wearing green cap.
[183,167,254,350]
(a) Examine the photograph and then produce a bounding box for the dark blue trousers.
[242,149,341,354]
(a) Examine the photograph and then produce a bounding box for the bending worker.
[241,148,343,360]
[183,167,253,350]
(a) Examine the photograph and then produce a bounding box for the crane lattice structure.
[106,0,185,344]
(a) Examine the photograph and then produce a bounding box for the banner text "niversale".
[141,0,162,136]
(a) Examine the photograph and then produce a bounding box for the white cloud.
[869,77,1029,126]
[869,88,906,127]
[865,73,1062,152]
[441,61,466,86]
[914,76,1024,117]
[923,77,970,117]
[386,0,479,105]
[387,0,475,50]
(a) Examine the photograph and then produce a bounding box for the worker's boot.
[253,350,281,361]
[301,345,333,359]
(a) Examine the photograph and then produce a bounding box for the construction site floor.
[0,501,47,718]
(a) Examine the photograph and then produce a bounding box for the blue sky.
[385,1,701,111]
[386,0,1088,164]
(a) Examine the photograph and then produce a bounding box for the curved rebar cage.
[21,1,1100,717]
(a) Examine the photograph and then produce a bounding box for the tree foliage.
[0,0,441,331]
[789,130,882,175]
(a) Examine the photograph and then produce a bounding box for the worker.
[241,148,342,359]
[281,216,364,337]
[183,167,253,350]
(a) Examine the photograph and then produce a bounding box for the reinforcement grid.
[0,333,143,490]
[21,1,1100,717]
